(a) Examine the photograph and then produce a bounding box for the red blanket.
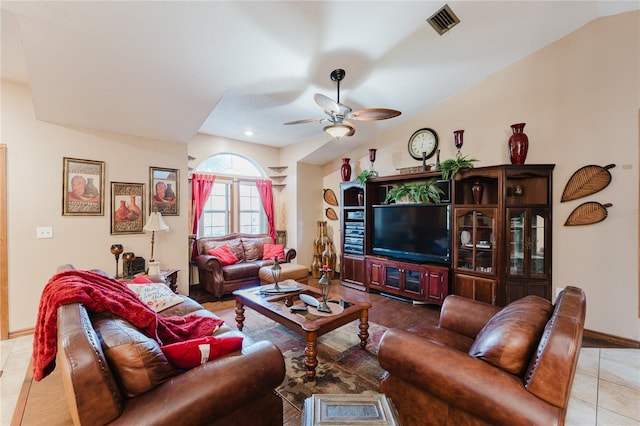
[33,269,224,381]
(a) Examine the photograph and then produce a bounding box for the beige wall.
[2,81,191,332]
[2,11,638,340]
[325,11,640,340]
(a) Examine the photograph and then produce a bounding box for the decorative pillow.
[93,313,178,397]
[162,335,244,370]
[468,296,554,376]
[127,283,184,312]
[263,243,285,261]
[207,244,239,266]
[132,275,154,284]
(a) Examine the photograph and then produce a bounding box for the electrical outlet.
[36,226,53,239]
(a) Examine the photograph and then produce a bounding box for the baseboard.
[9,327,33,339]
[583,328,640,348]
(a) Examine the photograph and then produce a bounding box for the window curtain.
[256,179,276,241]
[191,173,216,258]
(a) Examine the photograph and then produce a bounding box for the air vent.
[427,4,460,35]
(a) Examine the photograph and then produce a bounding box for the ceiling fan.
[284,68,401,138]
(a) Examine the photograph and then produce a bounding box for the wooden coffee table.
[233,280,371,380]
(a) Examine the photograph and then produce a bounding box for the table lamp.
[143,212,169,275]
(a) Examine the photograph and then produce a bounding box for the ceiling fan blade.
[284,118,323,125]
[348,108,402,122]
[314,93,340,113]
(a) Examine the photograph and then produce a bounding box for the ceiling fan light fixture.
[324,124,354,138]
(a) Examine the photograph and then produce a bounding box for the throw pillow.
[263,243,285,261]
[127,283,184,312]
[93,313,178,397]
[468,296,554,376]
[162,335,244,370]
[132,275,154,284]
[207,244,239,266]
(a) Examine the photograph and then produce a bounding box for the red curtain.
[191,173,216,257]
[256,179,276,241]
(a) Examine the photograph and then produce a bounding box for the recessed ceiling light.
[244,130,254,136]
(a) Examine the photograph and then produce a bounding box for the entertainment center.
[340,164,554,307]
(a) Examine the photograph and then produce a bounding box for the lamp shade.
[143,212,169,232]
[324,123,355,138]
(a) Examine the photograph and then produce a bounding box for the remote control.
[290,306,308,312]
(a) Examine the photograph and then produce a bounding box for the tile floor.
[1,334,639,425]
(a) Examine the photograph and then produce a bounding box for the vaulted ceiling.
[2,1,637,164]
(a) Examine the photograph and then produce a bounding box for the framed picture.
[150,167,179,216]
[62,157,105,216]
[111,182,145,234]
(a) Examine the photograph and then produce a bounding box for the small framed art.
[62,157,105,216]
[150,167,179,216]
[111,182,145,234]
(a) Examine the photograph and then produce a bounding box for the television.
[372,204,451,265]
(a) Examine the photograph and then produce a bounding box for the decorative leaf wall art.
[561,164,615,202]
[564,202,613,226]
[323,188,338,206]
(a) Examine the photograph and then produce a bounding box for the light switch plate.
[36,226,53,239]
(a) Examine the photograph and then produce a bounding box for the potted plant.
[437,153,478,180]
[354,169,378,186]
[384,179,444,204]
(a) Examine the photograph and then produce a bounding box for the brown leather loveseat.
[194,233,296,298]
[378,286,586,425]
[57,290,285,425]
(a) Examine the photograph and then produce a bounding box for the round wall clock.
[408,128,439,160]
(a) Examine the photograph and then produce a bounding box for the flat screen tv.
[372,204,451,265]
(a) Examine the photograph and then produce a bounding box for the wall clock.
[408,128,439,160]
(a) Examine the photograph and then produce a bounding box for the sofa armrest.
[194,254,222,272]
[112,340,285,425]
[378,329,562,426]
[438,295,502,339]
[284,248,296,263]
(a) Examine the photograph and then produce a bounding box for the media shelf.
[339,165,554,307]
[340,183,366,291]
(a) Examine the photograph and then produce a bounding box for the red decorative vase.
[341,158,351,182]
[508,123,529,164]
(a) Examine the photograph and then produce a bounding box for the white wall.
[327,11,640,340]
[2,82,190,332]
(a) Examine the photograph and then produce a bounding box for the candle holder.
[110,244,123,278]
[454,130,464,155]
[122,252,136,278]
[317,267,332,313]
[369,148,377,171]
[271,257,282,292]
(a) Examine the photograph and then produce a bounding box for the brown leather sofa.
[57,291,285,425]
[194,233,296,298]
[378,286,586,426]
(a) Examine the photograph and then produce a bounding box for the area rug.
[204,302,387,410]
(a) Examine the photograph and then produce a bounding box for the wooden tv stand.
[365,256,449,305]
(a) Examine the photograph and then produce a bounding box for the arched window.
[196,153,267,237]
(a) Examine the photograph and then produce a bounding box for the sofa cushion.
[263,243,285,261]
[468,295,553,376]
[207,244,239,266]
[127,283,184,312]
[161,335,244,370]
[242,238,265,262]
[203,238,245,263]
[223,262,261,281]
[92,313,178,398]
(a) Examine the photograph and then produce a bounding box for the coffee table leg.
[358,309,370,349]
[235,299,246,331]
[304,331,318,380]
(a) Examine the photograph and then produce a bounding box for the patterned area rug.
[204,303,387,410]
